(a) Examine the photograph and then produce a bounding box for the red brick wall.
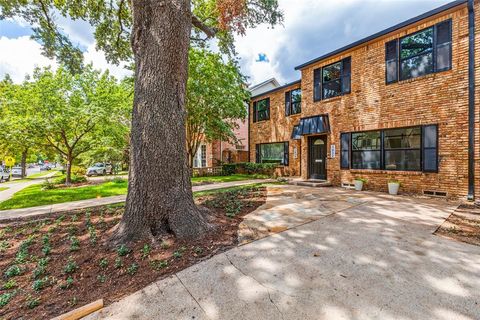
[250,2,480,199]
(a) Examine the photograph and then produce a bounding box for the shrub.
[97,274,107,283]
[99,258,108,269]
[53,174,87,185]
[64,257,78,274]
[26,295,40,309]
[221,163,237,176]
[32,277,49,292]
[111,177,126,184]
[243,162,276,175]
[41,179,56,190]
[0,291,15,308]
[150,260,168,271]
[5,265,22,278]
[140,244,151,259]
[127,263,138,275]
[71,166,86,177]
[117,244,131,257]
[114,257,123,269]
[2,279,16,290]
[59,276,74,290]
[69,236,80,252]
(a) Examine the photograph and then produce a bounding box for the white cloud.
[235,0,452,86]
[0,36,131,83]
[83,44,132,79]
[0,36,56,82]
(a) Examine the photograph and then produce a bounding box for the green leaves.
[186,48,249,162]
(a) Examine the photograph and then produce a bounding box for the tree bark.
[20,149,28,179]
[111,0,210,244]
[65,154,72,185]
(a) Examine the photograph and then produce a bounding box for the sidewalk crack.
[175,274,210,319]
[224,253,285,320]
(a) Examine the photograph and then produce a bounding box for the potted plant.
[354,178,367,191]
[388,180,401,195]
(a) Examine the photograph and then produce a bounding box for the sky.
[0,0,453,85]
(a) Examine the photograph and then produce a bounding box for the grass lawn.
[0,174,271,210]
[0,187,9,192]
[0,180,128,210]
[10,170,61,183]
[191,173,268,184]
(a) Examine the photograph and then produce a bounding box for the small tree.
[186,48,249,168]
[0,76,39,177]
[31,66,129,184]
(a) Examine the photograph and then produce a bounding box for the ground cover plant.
[0,185,266,319]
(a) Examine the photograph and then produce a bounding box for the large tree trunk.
[20,149,28,179]
[111,0,210,244]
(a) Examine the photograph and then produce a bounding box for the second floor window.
[386,19,452,84]
[252,98,270,122]
[285,88,301,116]
[313,57,351,101]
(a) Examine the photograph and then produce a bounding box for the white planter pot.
[388,182,400,195]
[354,180,364,191]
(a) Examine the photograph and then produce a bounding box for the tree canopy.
[0,0,283,70]
[186,47,249,167]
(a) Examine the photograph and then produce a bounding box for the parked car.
[11,167,23,178]
[0,168,10,182]
[40,165,51,171]
[86,163,113,176]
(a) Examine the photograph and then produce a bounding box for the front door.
[308,136,327,180]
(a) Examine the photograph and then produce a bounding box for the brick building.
[249,0,480,199]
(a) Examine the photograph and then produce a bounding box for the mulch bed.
[0,186,266,319]
[435,203,480,246]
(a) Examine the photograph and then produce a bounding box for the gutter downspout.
[468,0,476,201]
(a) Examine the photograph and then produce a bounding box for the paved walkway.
[0,171,58,203]
[86,185,480,320]
[0,179,271,221]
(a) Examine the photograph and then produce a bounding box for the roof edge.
[250,79,301,100]
[294,0,467,70]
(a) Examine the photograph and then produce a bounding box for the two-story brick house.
[249,0,480,199]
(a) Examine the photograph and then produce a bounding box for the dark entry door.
[308,136,327,180]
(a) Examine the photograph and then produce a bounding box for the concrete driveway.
[87,185,480,320]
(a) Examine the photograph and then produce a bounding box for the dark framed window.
[340,133,350,169]
[351,131,382,169]
[384,127,421,171]
[255,142,289,166]
[253,98,270,122]
[341,125,439,172]
[423,125,438,172]
[200,145,207,167]
[386,19,452,83]
[386,40,399,84]
[313,56,351,101]
[285,89,302,116]
[400,27,434,80]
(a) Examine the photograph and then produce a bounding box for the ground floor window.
[341,125,438,172]
[193,145,207,168]
[255,142,289,166]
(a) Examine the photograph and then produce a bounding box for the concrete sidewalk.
[86,186,480,320]
[0,171,59,203]
[0,179,271,221]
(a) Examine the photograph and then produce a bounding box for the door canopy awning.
[291,115,330,139]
